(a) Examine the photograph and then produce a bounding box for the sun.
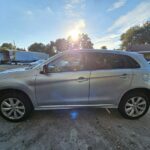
[67,20,86,41]
[69,29,80,41]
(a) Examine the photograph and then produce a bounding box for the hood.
[0,67,27,74]
[0,67,29,80]
[0,66,36,81]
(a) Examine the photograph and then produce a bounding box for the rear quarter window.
[122,55,140,69]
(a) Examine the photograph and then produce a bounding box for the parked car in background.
[0,50,150,122]
[138,51,150,62]
[9,51,49,64]
[0,50,49,65]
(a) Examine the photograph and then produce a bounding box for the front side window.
[85,53,111,70]
[47,53,85,73]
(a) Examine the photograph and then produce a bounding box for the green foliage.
[67,33,93,50]
[28,43,45,52]
[80,33,93,49]
[27,33,93,55]
[0,43,16,50]
[101,46,107,50]
[45,41,56,56]
[120,21,150,49]
[28,42,56,56]
[0,33,93,56]
[55,38,68,51]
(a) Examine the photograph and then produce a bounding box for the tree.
[67,33,93,50]
[67,36,78,50]
[55,38,68,52]
[28,43,46,52]
[0,43,16,50]
[28,42,57,56]
[80,33,93,49]
[28,33,93,54]
[120,21,150,49]
[45,41,56,56]
[16,48,26,51]
[101,46,107,50]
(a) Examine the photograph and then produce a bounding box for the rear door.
[86,52,139,105]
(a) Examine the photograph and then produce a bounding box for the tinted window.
[48,53,85,73]
[85,53,140,70]
[123,55,140,68]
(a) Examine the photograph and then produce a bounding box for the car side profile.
[0,50,150,122]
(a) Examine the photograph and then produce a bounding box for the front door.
[36,52,90,106]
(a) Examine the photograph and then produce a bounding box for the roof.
[42,49,148,69]
[138,51,150,54]
[64,49,140,57]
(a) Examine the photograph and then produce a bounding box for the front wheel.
[0,92,33,122]
[118,92,150,119]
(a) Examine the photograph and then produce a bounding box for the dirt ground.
[0,109,150,150]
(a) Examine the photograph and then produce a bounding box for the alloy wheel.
[125,96,147,117]
[1,98,25,120]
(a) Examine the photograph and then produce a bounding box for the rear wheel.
[0,92,33,122]
[118,92,150,119]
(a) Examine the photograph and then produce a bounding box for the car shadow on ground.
[30,108,122,121]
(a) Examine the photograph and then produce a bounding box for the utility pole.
[13,40,16,63]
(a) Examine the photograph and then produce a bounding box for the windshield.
[25,60,47,70]
[26,52,62,70]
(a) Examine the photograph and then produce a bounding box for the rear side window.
[85,52,140,70]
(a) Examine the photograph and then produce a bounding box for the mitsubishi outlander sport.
[0,50,150,122]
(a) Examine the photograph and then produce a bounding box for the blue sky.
[0,0,150,49]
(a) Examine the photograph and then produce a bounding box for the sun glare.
[69,29,80,41]
[67,19,86,41]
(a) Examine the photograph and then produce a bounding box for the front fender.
[0,79,37,107]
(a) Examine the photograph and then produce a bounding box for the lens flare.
[67,19,86,41]
[69,30,80,41]
[70,111,78,120]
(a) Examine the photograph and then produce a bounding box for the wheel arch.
[0,89,34,109]
[119,88,150,106]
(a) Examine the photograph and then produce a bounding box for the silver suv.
[0,50,150,122]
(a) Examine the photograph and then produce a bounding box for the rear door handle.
[77,77,88,82]
[120,73,128,78]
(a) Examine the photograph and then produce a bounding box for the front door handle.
[77,77,88,82]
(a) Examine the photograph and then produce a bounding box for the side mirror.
[40,64,49,74]
[40,64,55,74]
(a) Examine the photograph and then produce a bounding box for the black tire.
[118,92,150,119]
[0,92,33,122]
